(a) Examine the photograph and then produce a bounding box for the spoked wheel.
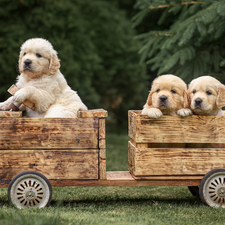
[8,171,52,209]
[200,169,225,208]
[188,186,199,197]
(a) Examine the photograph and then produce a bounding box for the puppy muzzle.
[194,98,203,109]
[23,59,32,71]
[159,95,168,107]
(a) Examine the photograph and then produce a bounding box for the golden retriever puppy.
[142,74,192,118]
[0,38,87,117]
[188,76,225,116]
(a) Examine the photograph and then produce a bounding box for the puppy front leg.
[0,96,14,111]
[177,108,192,117]
[142,104,163,119]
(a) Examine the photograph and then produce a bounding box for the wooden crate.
[0,109,107,181]
[128,110,225,180]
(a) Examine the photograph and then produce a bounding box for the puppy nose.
[159,95,168,102]
[24,59,32,66]
[195,98,202,105]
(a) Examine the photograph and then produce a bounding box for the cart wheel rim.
[9,173,51,209]
[202,171,225,208]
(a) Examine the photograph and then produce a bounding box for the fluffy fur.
[0,38,87,117]
[142,74,192,118]
[188,76,225,116]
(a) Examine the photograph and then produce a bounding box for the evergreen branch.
[149,1,205,10]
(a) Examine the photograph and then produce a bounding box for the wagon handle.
[8,84,35,111]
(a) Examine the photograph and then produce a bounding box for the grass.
[0,133,224,224]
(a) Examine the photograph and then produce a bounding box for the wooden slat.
[0,149,98,180]
[0,171,201,188]
[0,111,22,118]
[129,141,225,176]
[129,110,225,143]
[78,109,108,118]
[99,118,106,149]
[99,148,106,179]
[0,117,98,149]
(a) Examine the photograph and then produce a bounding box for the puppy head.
[188,76,225,115]
[147,74,189,114]
[19,38,60,77]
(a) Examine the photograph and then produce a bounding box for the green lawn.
[0,133,224,225]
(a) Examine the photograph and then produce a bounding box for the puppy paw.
[177,108,192,117]
[147,108,163,119]
[13,89,28,103]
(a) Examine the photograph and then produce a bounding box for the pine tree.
[133,0,225,83]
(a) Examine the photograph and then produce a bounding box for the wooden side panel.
[128,141,135,175]
[99,148,106,179]
[0,111,22,118]
[78,109,108,118]
[131,110,225,144]
[128,110,136,141]
[0,118,98,149]
[129,141,225,176]
[0,149,98,180]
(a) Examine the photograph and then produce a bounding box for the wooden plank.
[128,141,225,176]
[128,140,136,175]
[78,109,108,118]
[99,148,106,179]
[99,118,106,149]
[0,117,98,149]
[0,111,22,118]
[129,110,225,144]
[8,84,35,110]
[0,171,201,188]
[0,149,98,180]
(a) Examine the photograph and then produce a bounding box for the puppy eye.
[193,90,196,94]
[156,89,160,93]
[36,53,42,58]
[171,90,176,94]
[206,90,212,95]
[23,52,26,56]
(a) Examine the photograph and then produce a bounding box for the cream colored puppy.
[142,74,192,118]
[0,38,87,117]
[188,76,225,116]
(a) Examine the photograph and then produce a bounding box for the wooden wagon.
[1,109,225,208]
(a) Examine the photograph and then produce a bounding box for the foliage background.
[0,0,148,128]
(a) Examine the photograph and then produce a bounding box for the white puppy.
[188,76,225,116]
[0,38,87,117]
[142,74,192,118]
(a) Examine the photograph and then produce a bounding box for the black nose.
[195,98,202,105]
[159,95,168,102]
[24,59,32,66]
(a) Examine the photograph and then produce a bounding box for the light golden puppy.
[142,74,192,118]
[0,38,87,117]
[188,76,225,116]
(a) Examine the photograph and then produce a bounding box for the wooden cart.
[1,109,225,208]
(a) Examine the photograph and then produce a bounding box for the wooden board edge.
[78,109,108,118]
[99,148,106,180]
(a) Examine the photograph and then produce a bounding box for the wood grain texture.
[99,118,106,149]
[0,117,98,149]
[78,109,108,118]
[99,148,106,179]
[129,110,225,144]
[0,149,99,180]
[129,141,225,176]
[0,111,22,118]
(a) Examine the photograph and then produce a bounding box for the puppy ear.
[18,51,23,73]
[147,91,153,106]
[183,90,190,108]
[216,85,225,108]
[49,52,60,75]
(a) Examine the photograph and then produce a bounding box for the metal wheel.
[200,169,225,208]
[188,186,199,197]
[8,171,52,209]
